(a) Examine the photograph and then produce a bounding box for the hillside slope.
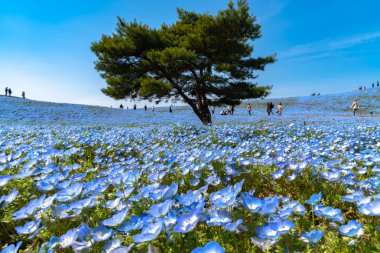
[0,88,379,125]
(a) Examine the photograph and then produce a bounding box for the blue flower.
[339,220,364,237]
[256,224,279,240]
[147,199,174,217]
[305,192,322,205]
[270,220,295,235]
[59,229,78,248]
[242,196,263,213]
[0,188,18,207]
[15,219,42,235]
[102,208,129,227]
[342,191,363,203]
[1,241,22,253]
[0,175,12,187]
[91,224,114,242]
[133,219,163,243]
[301,230,324,244]
[250,237,277,250]
[210,180,244,209]
[173,208,202,233]
[359,200,380,216]
[117,215,145,233]
[223,219,244,232]
[55,183,83,202]
[191,241,225,253]
[206,210,232,226]
[260,196,280,215]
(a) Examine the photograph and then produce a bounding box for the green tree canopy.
[91,0,275,124]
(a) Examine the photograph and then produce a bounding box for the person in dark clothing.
[133,104,136,110]
[372,83,375,88]
[144,105,147,111]
[120,104,124,109]
[377,81,379,87]
[169,105,173,113]
[231,106,235,115]
[22,91,25,99]
[5,87,8,96]
[267,102,274,115]
[8,89,12,96]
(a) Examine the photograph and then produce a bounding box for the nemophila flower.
[260,196,280,215]
[147,199,175,217]
[287,173,297,181]
[223,219,244,232]
[114,187,135,199]
[1,241,22,253]
[103,238,122,253]
[59,229,78,248]
[242,196,263,213]
[174,208,202,233]
[133,219,163,243]
[210,180,244,209]
[164,211,178,228]
[91,225,114,242]
[191,241,225,253]
[305,192,322,205]
[301,230,324,244]
[359,200,380,216]
[256,224,279,239]
[105,197,122,209]
[205,174,221,186]
[15,218,42,235]
[117,215,145,233]
[71,240,93,252]
[270,220,295,235]
[190,178,200,186]
[12,194,46,220]
[102,208,129,227]
[339,220,364,237]
[321,170,340,181]
[316,206,342,220]
[250,237,277,250]
[77,224,92,241]
[0,188,19,207]
[0,175,12,187]
[272,169,285,179]
[177,187,206,206]
[206,210,232,226]
[55,182,83,202]
[342,191,364,203]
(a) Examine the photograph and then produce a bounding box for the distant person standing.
[247,103,252,115]
[211,106,215,114]
[8,88,12,96]
[267,102,274,115]
[351,98,359,116]
[5,87,8,96]
[144,105,147,111]
[133,104,137,110]
[152,106,155,112]
[169,105,173,113]
[277,103,283,116]
[231,105,235,115]
[372,83,375,88]
[120,104,124,109]
[377,81,379,87]
[22,91,25,99]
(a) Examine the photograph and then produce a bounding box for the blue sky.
[1,0,380,107]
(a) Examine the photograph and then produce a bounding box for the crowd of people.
[4,87,26,98]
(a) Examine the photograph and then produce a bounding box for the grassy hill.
[0,88,379,125]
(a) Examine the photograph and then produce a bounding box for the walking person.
[8,88,12,97]
[22,91,25,99]
[144,105,147,111]
[247,103,252,115]
[351,98,359,116]
[277,103,283,116]
[231,106,235,115]
[5,87,8,96]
